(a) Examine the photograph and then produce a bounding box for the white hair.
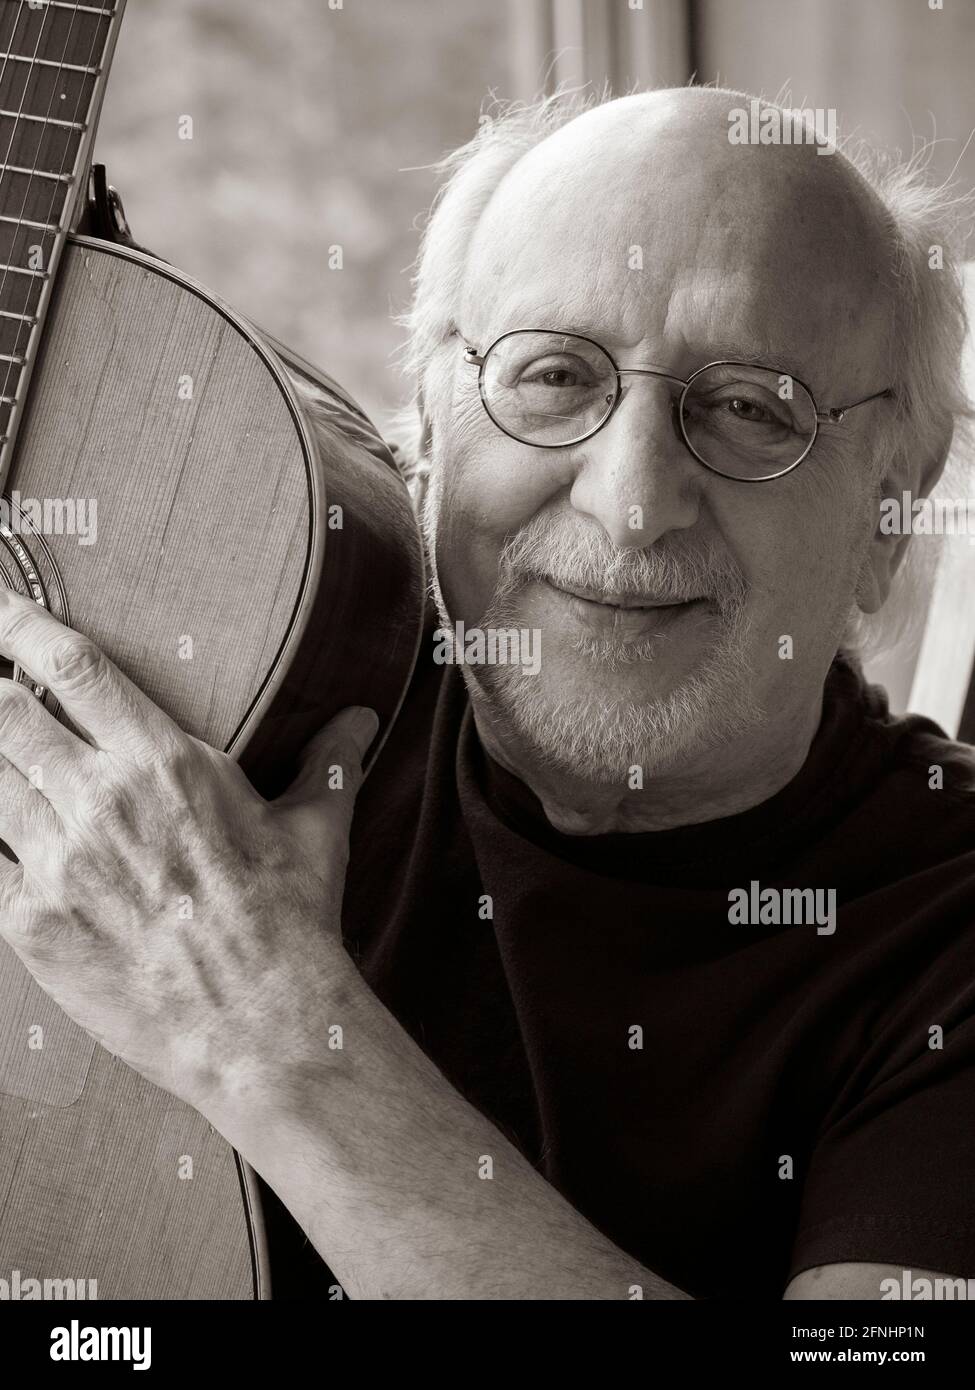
[390,83,975,659]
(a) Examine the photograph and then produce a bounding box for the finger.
[0,857,27,936]
[0,856,23,907]
[0,860,74,968]
[0,589,180,756]
[0,753,66,874]
[0,677,94,811]
[275,706,378,836]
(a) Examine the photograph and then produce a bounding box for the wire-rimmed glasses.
[462,329,893,482]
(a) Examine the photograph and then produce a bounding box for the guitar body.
[0,235,425,1297]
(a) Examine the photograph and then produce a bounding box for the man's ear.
[410,387,433,514]
[857,417,954,614]
[418,387,433,457]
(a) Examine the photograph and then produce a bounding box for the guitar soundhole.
[0,561,23,688]
[0,569,16,860]
[0,515,70,705]
[0,571,38,694]
[0,553,25,865]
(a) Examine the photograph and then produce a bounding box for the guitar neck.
[0,0,126,488]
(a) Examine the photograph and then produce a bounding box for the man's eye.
[702,390,790,427]
[727,396,771,421]
[520,357,594,388]
[538,369,581,387]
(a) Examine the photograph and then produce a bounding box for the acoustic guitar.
[0,0,425,1298]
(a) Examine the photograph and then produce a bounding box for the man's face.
[421,91,895,785]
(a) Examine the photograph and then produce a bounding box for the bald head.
[459,88,896,403]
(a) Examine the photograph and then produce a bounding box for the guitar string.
[0,1,28,128]
[36,3,108,287]
[0,0,86,405]
[34,7,116,380]
[0,2,110,685]
[0,0,71,412]
[0,2,104,423]
[0,0,30,153]
[43,3,108,217]
[0,0,49,411]
[14,3,116,446]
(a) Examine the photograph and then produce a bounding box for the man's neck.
[469,690,826,836]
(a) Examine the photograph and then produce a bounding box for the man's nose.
[568,377,702,548]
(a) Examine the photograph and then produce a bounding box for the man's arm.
[209,949,693,1301]
[204,961,972,1300]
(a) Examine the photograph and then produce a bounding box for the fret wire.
[0,215,60,231]
[0,311,37,322]
[0,165,73,182]
[0,55,101,75]
[0,109,86,130]
[38,3,117,15]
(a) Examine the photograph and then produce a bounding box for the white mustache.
[497,518,747,612]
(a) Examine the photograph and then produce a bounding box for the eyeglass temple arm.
[816,387,894,424]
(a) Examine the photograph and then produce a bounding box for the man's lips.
[532,577,712,642]
[544,579,707,611]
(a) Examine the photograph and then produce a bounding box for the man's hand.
[0,586,376,1111]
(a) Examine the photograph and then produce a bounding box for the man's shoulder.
[837,650,975,813]
[836,676,975,931]
[869,690,975,816]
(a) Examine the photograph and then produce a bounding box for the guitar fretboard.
[0,0,124,484]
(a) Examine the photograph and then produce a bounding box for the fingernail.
[346,706,380,757]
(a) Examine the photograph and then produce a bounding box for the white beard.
[419,461,765,786]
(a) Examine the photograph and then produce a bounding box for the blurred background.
[96,0,975,733]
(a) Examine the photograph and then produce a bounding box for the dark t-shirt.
[340,608,975,1299]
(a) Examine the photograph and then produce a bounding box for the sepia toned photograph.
[0,0,973,1361]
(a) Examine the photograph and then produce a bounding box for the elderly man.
[0,87,972,1302]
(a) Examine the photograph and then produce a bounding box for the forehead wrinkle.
[461,227,646,338]
[662,278,827,390]
[468,285,644,350]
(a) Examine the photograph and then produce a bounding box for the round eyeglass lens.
[479,331,618,446]
[679,362,818,480]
